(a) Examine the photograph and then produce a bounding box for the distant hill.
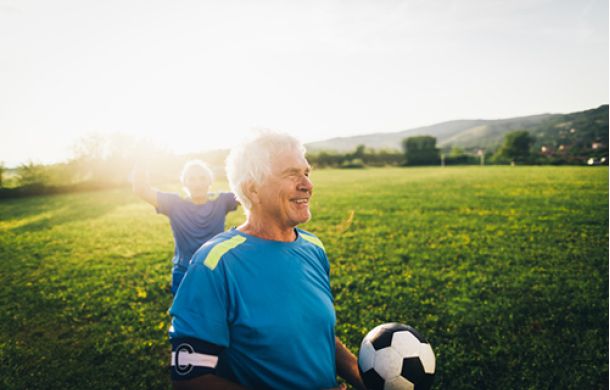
[306,105,609,153]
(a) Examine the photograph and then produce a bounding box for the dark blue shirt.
[156,192,238,269]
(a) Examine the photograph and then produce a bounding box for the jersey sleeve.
[169,255,231,348]
[223,192,239,212]
[156,192,181,216]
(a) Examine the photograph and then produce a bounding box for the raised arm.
[335,336,367,390]
[131,164,158,208]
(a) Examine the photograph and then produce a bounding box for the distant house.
[592,142,605,150]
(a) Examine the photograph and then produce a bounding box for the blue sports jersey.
[156,192,238,270]
[169,228,337,390]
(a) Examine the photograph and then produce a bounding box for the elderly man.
[168,132,365,390]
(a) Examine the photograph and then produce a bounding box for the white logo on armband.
[171,343,219,376]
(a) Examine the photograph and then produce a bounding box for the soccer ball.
[358,323,436,390]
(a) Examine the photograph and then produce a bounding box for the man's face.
[254,149,313,229]
[184,166,211,199]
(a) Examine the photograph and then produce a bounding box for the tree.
[16,162,48,186]
[352,144,366,160]
[496,131,534,164]
[70,133,175,183]
[0,162,4,188]
[402,136,440,166]
[449,146,465,158]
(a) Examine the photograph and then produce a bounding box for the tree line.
[309,129,608,168]
[0,134,228,198]
[1,129,607,198]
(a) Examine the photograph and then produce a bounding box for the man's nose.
[298,175,313,193]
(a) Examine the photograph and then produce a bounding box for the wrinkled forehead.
[270,148,311,175]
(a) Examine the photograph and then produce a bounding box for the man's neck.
[238,216,296,242]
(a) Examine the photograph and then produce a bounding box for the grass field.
[0,166,607,389]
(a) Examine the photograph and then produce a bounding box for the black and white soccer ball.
[358,323,436,390]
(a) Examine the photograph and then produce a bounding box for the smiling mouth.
[292,198,309,205]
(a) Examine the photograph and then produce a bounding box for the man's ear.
[243,181,259,205]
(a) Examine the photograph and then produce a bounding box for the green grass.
[0,166,607,389]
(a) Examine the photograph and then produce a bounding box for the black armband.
[170,337,224,381]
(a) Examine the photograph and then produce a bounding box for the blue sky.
[0,0,607,166]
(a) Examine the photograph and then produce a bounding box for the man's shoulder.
[297,229,330,273]
[157,191,182,199]
[155,192,186,215]
[297,228,326,252]
[207,191,232,202]
[190,230,247,271]
[157,191,188,206]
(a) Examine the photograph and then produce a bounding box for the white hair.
[226,130,306,212]
[180,160,215,185]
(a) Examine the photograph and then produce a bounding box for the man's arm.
[173,374,246,390]
[131,164,158,208]
[335,336,367,390]
[170,336,242,390]
[172,338,361,390]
